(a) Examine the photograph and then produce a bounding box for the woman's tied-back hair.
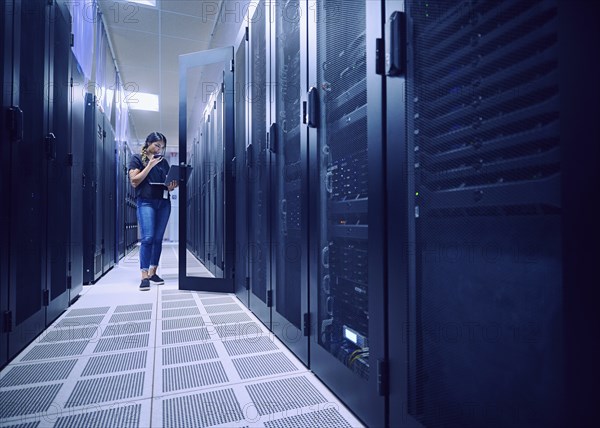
[141,132,167,165]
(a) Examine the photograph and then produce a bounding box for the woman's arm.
[129,156,162,188]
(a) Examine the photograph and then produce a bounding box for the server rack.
[5,0,71,361]
[215,88,225,278]
[208,100,218,275]
[124,144,138,252]
[247,0,271,326]
[45,0,72,322]
[234,21,249,306]
[268,0,309,364]
[69,55,85,302]
[306,1,387,426]
[383,1,600,427]
[83,93,104,284]
[116,142,126,260]
[1,0,13,368]
[102,121,116,272]
[7,0,49,360]
[409,2,561,427]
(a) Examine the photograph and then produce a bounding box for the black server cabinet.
[306,1,387,426]
[83,93,104,284]
[201,120,209,266]
[69,56,85,301]
[387,1,599,427]
[193,137,201,260]
[209,102,217,275]
[268,0,309,364]
[116,143,126,260]
[103,122,116,272]
[7,0,51,360]
[247,0,271,326]
[1,0,13,368]
[234,22,249,306]
[124,144,138,252]
[216,89,226,278]
[45,0,72,322]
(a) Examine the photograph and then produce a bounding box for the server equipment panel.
[405,1,563,426]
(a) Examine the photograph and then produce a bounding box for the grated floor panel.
[0,245,364,427]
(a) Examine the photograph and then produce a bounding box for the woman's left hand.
[167,180,178,192]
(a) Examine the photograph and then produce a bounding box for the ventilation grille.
[102,321,152,337]
[109,311,152,323]
[162,307,201,318]
[200,296,236,305]
[39,326,98,343]
[162,294,195,301]
[0,360,76,387]
[162,388,243,428]
[245,376,327,416]
[161,328,210,345]
[265,408,353,428]
[223,336,279,356]
[216,322,262,339]
[205,303,242,314]
[55,315,104,328]
[162,317,205,330]
[162,361,228,393]
[93,334,149,353]
[209,312,252,325]
[233,352,299,379]
[22,341,89,361]
[54,404,141,428]
[64,307,110,317]
[0,384,62,419]
[0,422,40,428]
[162,343,219,365]
[412,0,560,215]
[162,300,198,309]
[82,351,148,376]
[114,303,153,313]
[65,372,145,407]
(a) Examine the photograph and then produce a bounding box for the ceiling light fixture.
[127,92,159,112]
[128,0,156,6]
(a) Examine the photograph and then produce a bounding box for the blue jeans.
[137,198,171,272]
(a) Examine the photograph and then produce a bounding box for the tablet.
[149,165,192,186]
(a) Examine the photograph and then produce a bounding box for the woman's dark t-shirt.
[128,154,170,200]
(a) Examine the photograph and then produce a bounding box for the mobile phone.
[153,154,163,159]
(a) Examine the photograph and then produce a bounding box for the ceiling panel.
[159,0,223,20]
[161,11,214,41]
[109,26,160,70]
[99,0,159,34]
[160,36,212,73]
[118,65,159,94]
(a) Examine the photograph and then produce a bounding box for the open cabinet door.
[178,47,235,293]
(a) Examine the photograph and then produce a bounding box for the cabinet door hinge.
[67,153,73,166]
[67,276,72,290]
[266,290,273,307]
[303,313,311,336]
[245,277,250,290]
[377,359,388,396]
[43,289,50,307]
[3,311,12,333]
[245,26,249,41]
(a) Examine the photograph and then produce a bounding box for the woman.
[128,132,178,290]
